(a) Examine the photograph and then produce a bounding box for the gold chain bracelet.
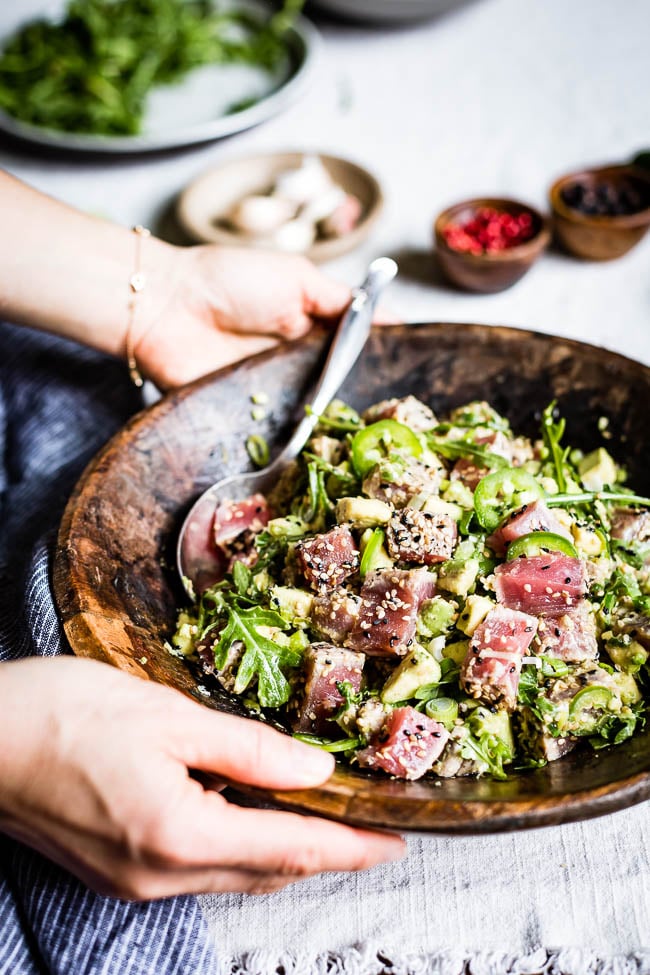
[125,224,151,388]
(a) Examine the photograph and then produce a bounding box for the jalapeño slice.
[351,419,422,477]
[507,531,578,561]
[473,468,544,532]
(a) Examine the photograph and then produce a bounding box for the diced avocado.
[256,625,291,647]
[606,638,648,675]
[423,495,463,521]
[578,448,618,492]
[252,569,273,592]
[381,646,442,704]
[269,586,313,621]
[289,630,310,654]
[336,496,392,528]
[417,595,458,638]
[267,515,309,539]
[171,611,197,657]
[437,557,480,597]
[610,670,642,705]
[441,479,474,509]
[457,594,496,636]
[443,639,470,665]
[359,528,393,573]
[571,522,604,556]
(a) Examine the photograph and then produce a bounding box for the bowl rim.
[433,196,551,263]
[54,321,650,834]
[549,164,650,229]
[176,148,384,263]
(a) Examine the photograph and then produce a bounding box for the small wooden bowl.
[176,151,384,263]
[549,165,650,261]
[434,197,550,293]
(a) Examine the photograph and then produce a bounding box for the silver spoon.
[177,257,398,597]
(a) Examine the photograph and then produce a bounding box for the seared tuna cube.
[385,508,457,565]
[214,494,270,549]
[293,643,365,735]
[312,587,362,644]
[487,499,571,556]
[363,455,443,509]
[535,604,598,662]
[347,567,436,657]
[295,525,360,591]
[356,706,449,780]
[450,458,487,491]
[461,606,538,710]
[611,508,650,547]
[362,395,437,433]
[494,553,586,617]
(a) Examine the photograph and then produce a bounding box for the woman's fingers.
[169,705,335,789]
[301,262,351,320]
[181,791,405,876]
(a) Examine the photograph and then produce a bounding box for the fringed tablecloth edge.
[224,945,650,975]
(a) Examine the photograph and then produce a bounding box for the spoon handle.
[272,257,398,469]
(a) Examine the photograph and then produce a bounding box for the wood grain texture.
[54,323,650,833]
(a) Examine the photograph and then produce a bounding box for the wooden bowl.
[434,198,550,293]
[54,324,650,834]
[176,151,384,263]
[549,165,650,260]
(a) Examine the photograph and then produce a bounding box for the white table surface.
[4,0,650,966]
[2,0,650,364]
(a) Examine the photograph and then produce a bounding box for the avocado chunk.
[606,638,648,675]
[457,594,496,636]
[437,556,480,597]
[171,611,197,657]
[423,495,463,522]
[578,448,618,492]
[443,639,470,665]
[417,596,458,638]
[269,586,314,621]
[335,496,393,528]
[381,646,442,704]
[441,479,475,509]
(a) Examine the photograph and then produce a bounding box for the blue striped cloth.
[0,322,218,975]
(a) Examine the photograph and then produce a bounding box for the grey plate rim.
[0,12,319,155]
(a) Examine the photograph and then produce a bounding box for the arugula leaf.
[427,437,509,471]
[588,702,646,749]
[540,401,571,492]
[213,602,300,708]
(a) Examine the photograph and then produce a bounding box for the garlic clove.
[272,155,333,207]
[300,185,347,224]
[226,195,296,236]
[269,219,316,253]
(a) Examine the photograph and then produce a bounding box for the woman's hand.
[0,657,404,899]
[135,245,354,389]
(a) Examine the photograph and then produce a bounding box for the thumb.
[170,705,335,789]
[302,264,351,320]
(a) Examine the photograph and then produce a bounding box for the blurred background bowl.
[310,0,471,24]
[434,196,550,293]
[549,164,650,261]
[176,151,384,263]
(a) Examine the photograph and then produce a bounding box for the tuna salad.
[172,396,650,781]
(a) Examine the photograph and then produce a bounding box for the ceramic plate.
[0,4,318,154]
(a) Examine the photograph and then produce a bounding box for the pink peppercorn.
[442,207,535,255]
